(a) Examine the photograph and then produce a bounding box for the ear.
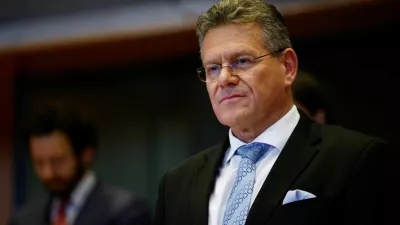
[313,109,326,124]
[81,146,95,168]
[282,48,298,87]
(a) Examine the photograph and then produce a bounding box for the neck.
[52,168,89,201]
[231,101,293,143]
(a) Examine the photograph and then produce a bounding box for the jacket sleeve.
[153,174,167,225]
[112,196,152,225]
[343,138,400,225]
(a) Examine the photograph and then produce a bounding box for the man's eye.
[207,65,220,73]
[238,58,250,64]
[234,56,254,68]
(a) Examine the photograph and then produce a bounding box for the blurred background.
[1,0,400,224]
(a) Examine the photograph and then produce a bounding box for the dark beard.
[48,162,86,200]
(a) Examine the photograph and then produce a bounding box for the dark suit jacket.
[11,182,151,225]
[154,114,400,225]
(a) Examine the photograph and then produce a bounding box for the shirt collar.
[70,170,96,207]
[226,105,300,163]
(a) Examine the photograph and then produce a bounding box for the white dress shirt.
[51,171,97,225]
[208,105,300,225]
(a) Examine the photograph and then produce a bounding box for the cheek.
[206,83,215,97]
[206,84,219,106]
[253,68,284,91]
[244,76,282,108]
[60,158,78,178]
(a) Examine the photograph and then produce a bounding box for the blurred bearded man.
[10,106,150,225]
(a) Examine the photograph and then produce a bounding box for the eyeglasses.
[197,49,284,83]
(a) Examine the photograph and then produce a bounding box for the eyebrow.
[203,49,257,65]
[230,49,255,57]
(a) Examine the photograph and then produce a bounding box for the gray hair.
[196,0,292,53]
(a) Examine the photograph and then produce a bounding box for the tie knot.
[236,142,269,163]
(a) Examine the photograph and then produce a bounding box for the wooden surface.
[0,0,398,75]
[0,57,14,225]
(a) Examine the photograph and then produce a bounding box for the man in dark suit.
[10,106,151,225]
[153,0,399,225]
[292,70,329,124]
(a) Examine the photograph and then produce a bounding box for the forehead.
[29,131,74,157]
[202,23,266,63]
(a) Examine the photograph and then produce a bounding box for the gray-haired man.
[154,1,398,225]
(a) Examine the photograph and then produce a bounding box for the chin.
[49,188,69,198]
[215,111,246,128]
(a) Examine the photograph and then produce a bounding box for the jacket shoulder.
[100,183,143,208]
[95,183,150,221]
[163,142,223,180]
[315,124,389,166]
[10,198,48,224]
[320,124,385,147]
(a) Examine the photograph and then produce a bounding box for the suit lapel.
[26,196,54,225]
[191,139,229,225]
[246,113,322,225]
[73,182,106,225]
[36,197,52,225]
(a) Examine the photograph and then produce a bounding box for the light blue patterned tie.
[222,142,269,225]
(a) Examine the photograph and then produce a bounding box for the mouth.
[220,94,245,103]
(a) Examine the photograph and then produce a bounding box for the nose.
[39,164,55,180]
[217,66,239,87]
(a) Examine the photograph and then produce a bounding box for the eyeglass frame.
[197,48,285,83]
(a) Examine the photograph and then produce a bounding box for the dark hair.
[292,71,332,123]
[27,106,98,156]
